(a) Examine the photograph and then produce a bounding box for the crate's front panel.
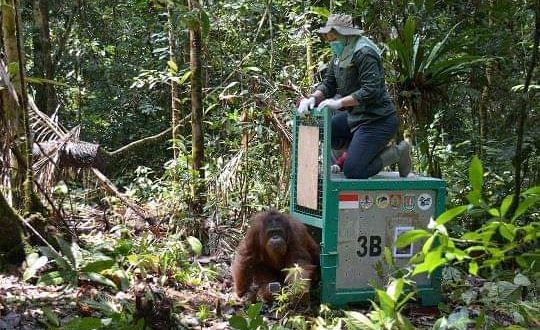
[291,117,325,220]
[336,190,437,289]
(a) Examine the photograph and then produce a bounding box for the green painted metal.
[290,107,445,307]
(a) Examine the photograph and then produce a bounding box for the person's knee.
[343,161,370,179]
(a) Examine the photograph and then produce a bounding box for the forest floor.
[0,200,499,329]
[0,264,442,330]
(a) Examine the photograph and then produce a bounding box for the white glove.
[297,96,316,115]
[331,164,342,174]
[318,98,343,111]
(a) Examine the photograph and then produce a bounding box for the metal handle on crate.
[310,105,327,117]
[295,106,327,118]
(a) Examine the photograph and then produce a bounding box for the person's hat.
[316,14,363,36]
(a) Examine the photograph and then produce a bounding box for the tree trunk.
[510,1,539,216]
[0,191,26,264]
[188,0,205,217]
[1,0,28,208]
[168,4,180,160]
[32,0,57,116]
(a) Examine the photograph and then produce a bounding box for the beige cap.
[316,14,364,36]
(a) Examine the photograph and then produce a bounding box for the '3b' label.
[356,235,382,257]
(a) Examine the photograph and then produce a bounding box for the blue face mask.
[330,41,345,56]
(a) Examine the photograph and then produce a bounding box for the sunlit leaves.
[436,205,468,225]
[23,253,48,281]
[395,229,430,248]
[469,155,483,193]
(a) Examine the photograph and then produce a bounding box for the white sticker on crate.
[393,226,415,258]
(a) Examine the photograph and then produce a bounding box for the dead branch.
[91,168,155,225]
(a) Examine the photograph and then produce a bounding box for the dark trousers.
[331,111,398,179]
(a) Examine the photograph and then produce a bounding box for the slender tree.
[1,0,30,208]
[32,0,57,116]
[510,1,539,215]
[168,3,180,159]
[188,0,205,216]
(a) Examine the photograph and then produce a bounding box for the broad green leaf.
[514,273,531,286]
[82,272,118,289]
[228,315,248,330]
[461,289,477,305]
[488,208,500,217]
[469,262,478,275]
[42,307,60,327]
[413,248,445,275]
[186,236,202,256]
[425,249,445,273]
[178,70,191,85]
[436,205,468,225]
[53,181,68,196]
[243,66,262,73]
[412,261,431,275]
[466,189,481,207]
[344,311,377,329]
[433,316,448,330]
[396,312,416,330]
[375,288,394,312]
[23,254,48,281]
[384,247,394,267]
[512,195,539,222]
[446,308,472,330]
[395,229,430,248]
[469,156,483,192]
[167,60,178,73]
[38,270,74,286]
[498,223,515,242]
[422,235,435,254]
[309,6,330,17]
[38,246,71,271]
[81,256,115,273]
[56,237,79,269]
[386,278,404,302]
[522,186,540,195]
[484,281,519,300]
[199,9,210,39]
[246,302,263,320]
[500,195,514,218]
[445,247,468,261]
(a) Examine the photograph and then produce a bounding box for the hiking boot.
[396,140,411,177]
[379,141,411,177]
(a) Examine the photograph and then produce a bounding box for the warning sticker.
[339,193,359,209]
[359,194,373,210]
[390,194,402,209]
[417,193,433,211]
[376,194,389,208]
[394,226,414,257]
[403,194,416,212]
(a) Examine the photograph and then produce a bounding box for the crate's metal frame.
[290,108,444,306]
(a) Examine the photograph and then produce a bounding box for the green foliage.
[344,278,415,330]
[272,264,312,317]
[27,236,119,289]
[229,303,267,330]
[397,156,539,277]
[388,17,485,105]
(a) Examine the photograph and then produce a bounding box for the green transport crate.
[289,108,444,307]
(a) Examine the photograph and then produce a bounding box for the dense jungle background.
[0,0,538,329]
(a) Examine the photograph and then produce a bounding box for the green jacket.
[315,36,395,130]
